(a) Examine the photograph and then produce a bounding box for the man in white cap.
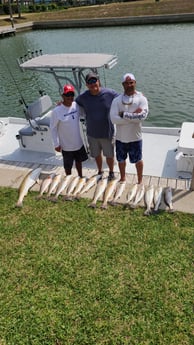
[50,84,88,177]
[110,73,149,184]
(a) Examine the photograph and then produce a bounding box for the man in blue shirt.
[76,72,119,180]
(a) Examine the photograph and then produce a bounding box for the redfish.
[16,167,42,207]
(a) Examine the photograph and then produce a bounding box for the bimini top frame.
[18,51,118,95]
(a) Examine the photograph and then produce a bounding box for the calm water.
[0,24,194,127]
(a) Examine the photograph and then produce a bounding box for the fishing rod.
[0,51,28,107]
[18,49,50,99]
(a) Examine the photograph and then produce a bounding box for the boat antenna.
[0,52,27,107]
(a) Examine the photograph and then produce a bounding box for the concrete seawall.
[13,13,194,32]
[1,13,194,34]
[33,13,194,29]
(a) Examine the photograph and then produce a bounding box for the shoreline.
[33,13,194,30]
[1,13,194,34]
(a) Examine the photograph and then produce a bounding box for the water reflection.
[0,23,193,127]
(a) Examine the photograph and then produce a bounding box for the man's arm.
[50,110,61,151]
[110,97,127,125]
[119,96,149,122]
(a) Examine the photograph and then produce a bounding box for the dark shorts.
[62,145,88,170]
[116,140,142,164]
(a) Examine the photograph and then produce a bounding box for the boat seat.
[17,95,53,148]
[35,111,52,127]
[24,94,53,130]
[16,126,36,148]
[18,126,35,136]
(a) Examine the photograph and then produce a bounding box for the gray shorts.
[88,136,114,158]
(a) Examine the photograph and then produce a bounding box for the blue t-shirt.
[76,87,119,139]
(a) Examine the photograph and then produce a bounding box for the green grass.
[0,186,193,345]
[1,0,194,27]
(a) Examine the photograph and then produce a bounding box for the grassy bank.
[0,186,193,344]
[1,0,194,26]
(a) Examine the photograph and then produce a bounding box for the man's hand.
[56,100,62,106]
[134,107,142,114]
[111,136,116,145]
[55,146,61,152]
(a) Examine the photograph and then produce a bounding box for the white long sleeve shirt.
[110,91,149,143]
[50,101,83,151]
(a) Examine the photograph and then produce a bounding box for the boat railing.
[142,126,181,136]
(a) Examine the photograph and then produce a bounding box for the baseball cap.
[122,73,136,82]
[63,84,75,95]
[85,72,99,83]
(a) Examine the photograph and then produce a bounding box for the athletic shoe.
[108,172,115,181]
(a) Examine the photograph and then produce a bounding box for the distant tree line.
[0,0,139,16]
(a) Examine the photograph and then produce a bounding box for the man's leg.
[106,157,114,173]
[65,168,71,175]
[62,150,73,176]
[135,160,143,184]
[75,161,82,177]
[95,154,103,174]
[118,161,126,182]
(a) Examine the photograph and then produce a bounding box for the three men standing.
[50,72,149,184]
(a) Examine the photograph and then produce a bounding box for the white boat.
[0,51,194,188]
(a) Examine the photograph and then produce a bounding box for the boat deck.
[0,158,189,189]
[0,118,194,214]
[0,118,192,180]
[0,158,193,214]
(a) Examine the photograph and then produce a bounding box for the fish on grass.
[37,173,55,199]
[78,173,102,196]
[126,183,138,205]
[110,181,126,206]
[88,177,108,208]
[153,186,163,213]
[16,167,42,207]
[47,174,62,198]
[101,178,118,209]
[51,174,73,202]
[164,186,174,212]
[130,184,145,209]
[144,185,154,216]
[71,176,88,199]
[64,175,80,201]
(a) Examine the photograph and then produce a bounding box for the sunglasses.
[122,95,134,105]
[87,78,98,85]
[64,92,75,97]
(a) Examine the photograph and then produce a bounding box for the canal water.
[0,23,193,127]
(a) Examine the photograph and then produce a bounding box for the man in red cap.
[50,84,88,177]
